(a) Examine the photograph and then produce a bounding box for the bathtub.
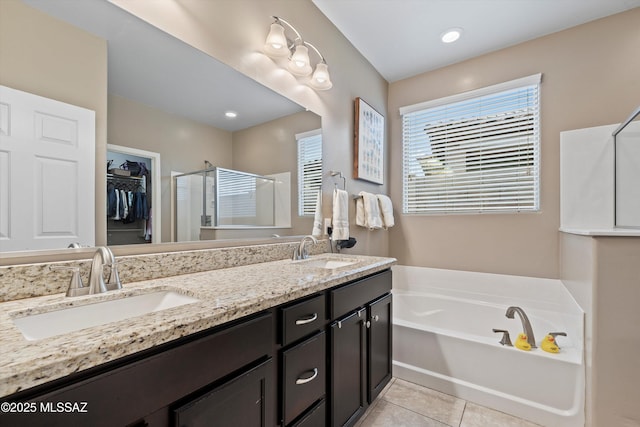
[392,266,585,427]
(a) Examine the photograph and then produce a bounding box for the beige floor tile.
[382,379,465,426]
[358,400,451,427]
[460,402,541,427]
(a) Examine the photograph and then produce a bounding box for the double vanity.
[0,250,395,427]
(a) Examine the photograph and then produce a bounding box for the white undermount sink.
[297,257,357,269]
[12,290,200,341]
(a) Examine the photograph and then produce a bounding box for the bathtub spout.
[505,306,536,348]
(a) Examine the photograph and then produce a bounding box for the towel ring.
[329,170,346,190]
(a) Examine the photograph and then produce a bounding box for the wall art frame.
[353,97,384,184]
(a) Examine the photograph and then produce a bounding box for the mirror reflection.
[3,0,322,253]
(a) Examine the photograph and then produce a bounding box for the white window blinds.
[297,129,323,216]
[217,168,257,219]
[401,74,541,214]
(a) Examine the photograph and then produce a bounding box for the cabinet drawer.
[330,270,391,319]
[291,399,326,427]
[280,293,325,346]
[282,331,326,425]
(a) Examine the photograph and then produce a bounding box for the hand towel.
[332,189,349,240]
[356,191,383,230]
[376,194,395,229]
[312,189,323,237]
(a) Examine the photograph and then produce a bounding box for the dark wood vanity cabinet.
[0,312,276,427]
[329,270,393,427]
[1,268,392,427]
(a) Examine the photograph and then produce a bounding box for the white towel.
[311,189,323,237]
[332,189,349,240]
[356,191,383,230]
[376,194,394,229]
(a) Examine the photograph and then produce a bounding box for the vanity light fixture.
[264,16,333,90]
[441,28,463,44]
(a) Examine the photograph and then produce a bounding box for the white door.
[0,85,95,251]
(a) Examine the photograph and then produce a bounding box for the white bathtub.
[392,266,585,427]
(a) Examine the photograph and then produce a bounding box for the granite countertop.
[0,253,396,397]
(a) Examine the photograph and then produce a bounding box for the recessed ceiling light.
[441,28,462,44]
[224,111,238,119]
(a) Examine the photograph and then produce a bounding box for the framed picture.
[353,97,384,184]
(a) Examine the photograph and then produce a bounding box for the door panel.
[0,85,95,251]
[368,293,392,402]
[330,309,366,427]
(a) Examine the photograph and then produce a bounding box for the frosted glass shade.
[310,63,333,90]
[264,23,289,57]
[287,45,312,76]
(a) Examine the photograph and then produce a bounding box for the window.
[297,129,323,216]
[401,74,541,214]
[217,168,258,220]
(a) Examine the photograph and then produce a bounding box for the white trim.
[295,128,322,140]
[107,144,161,243]
[399,73,542,115]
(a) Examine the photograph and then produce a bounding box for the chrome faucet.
[87,246,122,294]
[505,306,536,348]
[292,235,318,260]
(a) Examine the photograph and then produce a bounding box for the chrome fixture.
[50,265,86,297]
[505,306,536,348]
[264,16,333,90]
[549,332,567,349]
[293,235,318,260]
[87,246,122,295]
[492,328,513,346]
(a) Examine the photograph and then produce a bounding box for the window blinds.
[217,168,257,219]
[297,130,323,216]
[401,74,541,214]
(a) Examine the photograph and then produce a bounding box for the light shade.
[264,22,289,57]
[310,62,332,90]
[287,44,312,76]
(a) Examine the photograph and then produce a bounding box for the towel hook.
[329,170,346,190]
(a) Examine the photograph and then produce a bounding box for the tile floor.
[355,378,541,427]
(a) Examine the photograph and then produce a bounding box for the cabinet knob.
[295,313,318,325]
[295,368,318,385]
[372,315,380,322]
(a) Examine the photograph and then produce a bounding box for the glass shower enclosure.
[174,167,276,241]
[613,106,640,228]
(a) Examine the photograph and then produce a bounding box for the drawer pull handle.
[296,368,318,385]
[295,313,318,325]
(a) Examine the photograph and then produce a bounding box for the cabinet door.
[172,358,274,427]
[330,309,366,427]
[367,293,392,403]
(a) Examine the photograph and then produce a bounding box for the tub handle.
[492,329,513,347]
[549,332,567,349]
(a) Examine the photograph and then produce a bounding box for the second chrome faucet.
[505,306,536,349]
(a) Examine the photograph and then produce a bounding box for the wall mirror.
[3,0,322,255]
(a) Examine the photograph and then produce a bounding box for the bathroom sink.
[12,290,200,341]
[297,257,357,269]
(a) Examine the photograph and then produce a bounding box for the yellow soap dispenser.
[541,334,560,353]
[514,333,532,351]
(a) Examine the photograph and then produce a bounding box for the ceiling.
[312,0,640,82]
[24,0,304,132]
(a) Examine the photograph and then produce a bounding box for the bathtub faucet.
[505,306,536,349]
